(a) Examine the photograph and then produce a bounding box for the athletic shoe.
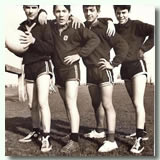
[98,140,118,152]
[41,135,52,153]
[60,140,80,154]
[61,134,70,142]
[130,137,144,153]
[125,131,149,141]
[84,130,106,138]
[18,131,40,143]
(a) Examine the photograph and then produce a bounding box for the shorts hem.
[122,72,148,81]
[25,79,34,83]
[37,71,53,79]
[87,81,114,87]
[56,79,80,88]
[132,72,148,79]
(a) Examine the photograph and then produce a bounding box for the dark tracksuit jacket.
[115,18,154,63]
[82,21,129,68]
[48,21,100,70]
[18,19,54,65]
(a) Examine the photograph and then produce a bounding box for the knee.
[102,101,113,110]
[66,96,77,106]
[133,99,144,109]
[38,99,49,109]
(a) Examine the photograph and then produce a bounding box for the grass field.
[5,84,154,157]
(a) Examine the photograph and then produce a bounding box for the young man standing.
[17,5,54,153]
[113,5,154,154]
[50,5,100,154]
[82,5,129,152]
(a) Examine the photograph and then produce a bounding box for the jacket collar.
[20,18,39,27]
[117,18,131,29]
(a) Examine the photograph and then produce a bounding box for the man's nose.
[119,13,123,17]
[59,11,64,17]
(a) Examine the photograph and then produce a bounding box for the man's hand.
[20,23,36,48]
[137,49,144,60]
[49,79,56,94]
[70,16,85,29]
[20,31,35,48]
[38,11,47,25]
[64,54,80,65]
[98,58,114,70]
[106,20,115,37]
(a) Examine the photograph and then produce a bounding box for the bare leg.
[132,75,146,129]
[36,74,51,133]
[58,87,71,122]
[65,81,79,133]
[26,82,40,129]
[101,84,116,135]
[88,85,105,130]
[125,75,146,129]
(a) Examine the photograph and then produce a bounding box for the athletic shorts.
[87,67,114,87]
[24,60,53,82]
[54,63,80,88]
[120,60,147,80]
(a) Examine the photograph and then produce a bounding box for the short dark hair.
[23,5,39,8]
[113,5,131,12]
[53,5,71,13]
[83,5,101,12]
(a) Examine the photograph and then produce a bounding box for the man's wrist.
[109,62,114,69]
[32,37,36,44]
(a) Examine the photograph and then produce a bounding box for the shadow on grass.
[5,117,98,146]
[6,116,134,148]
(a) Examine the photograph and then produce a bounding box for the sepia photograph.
[5,5,155,157]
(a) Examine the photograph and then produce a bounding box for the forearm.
[78,28,100,57]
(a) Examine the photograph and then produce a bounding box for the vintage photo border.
[1,0,160,160]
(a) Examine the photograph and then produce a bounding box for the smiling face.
[115,7,129,24]
[83,6,99,24]
[23,5,39,21]
[53,5,70,26]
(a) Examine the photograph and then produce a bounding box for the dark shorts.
[54,63,80,88]
[120,60,147,80]
[87,67,114,87]
[24,60,53,82]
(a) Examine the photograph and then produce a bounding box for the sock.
[144,123,147,132]
[42,132,50,138]
[96,128,104,133]
[136,128,144,138]
[107,133,115,142]
[33,128,40,133]
[70,133,79,142]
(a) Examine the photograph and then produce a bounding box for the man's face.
[115,8,129,24]
[83,6,99,23]
[23,5,39,21]
[54,5,70,26]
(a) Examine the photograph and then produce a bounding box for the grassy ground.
[5,84,154,157]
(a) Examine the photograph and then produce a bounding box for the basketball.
[5,30,29,56]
